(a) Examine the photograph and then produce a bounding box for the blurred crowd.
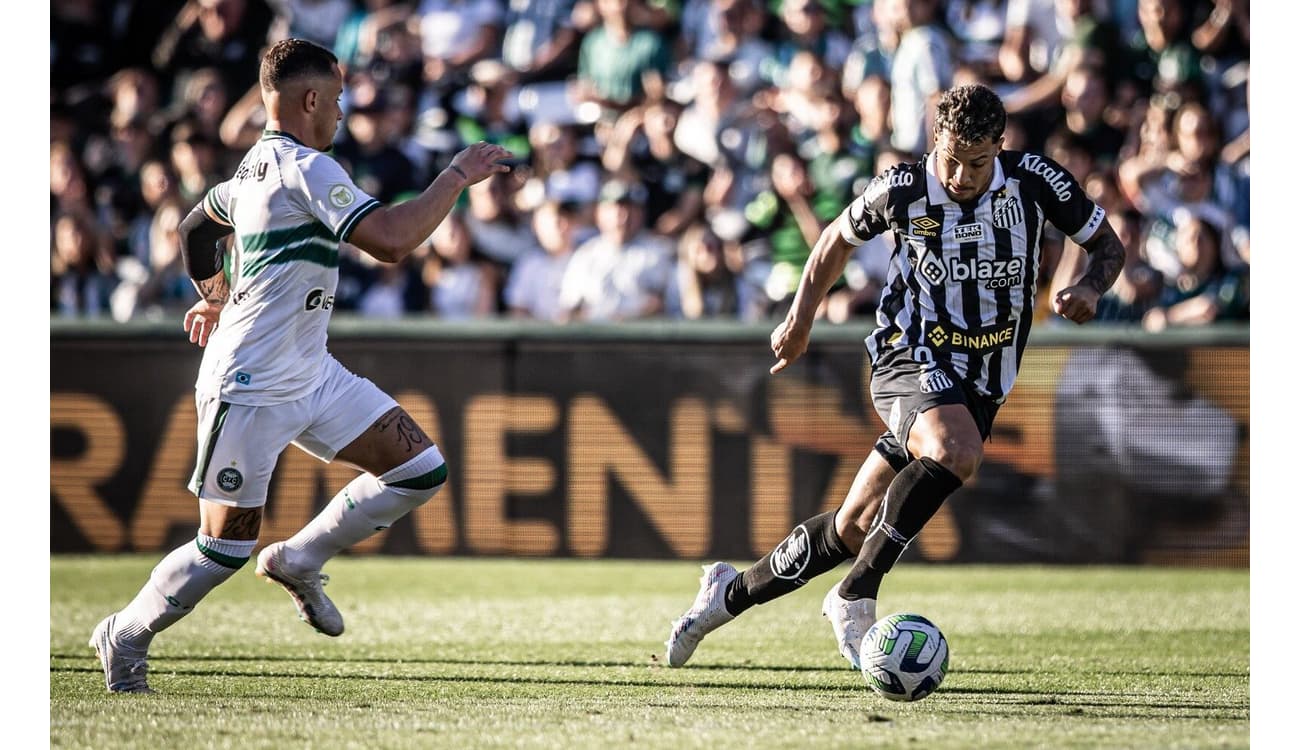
[51,0,1249,328]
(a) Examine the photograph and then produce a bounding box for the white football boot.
[665,562,739,667]
[821,585,877,671]
[255,542,344,636]
[89,614,153,693]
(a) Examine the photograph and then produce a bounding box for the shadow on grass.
[51,652,848,673]
[49,652,1247,680]
[53,663,869,693]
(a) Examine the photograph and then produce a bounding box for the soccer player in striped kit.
[89,39,513,692]
[666,84,1125,670]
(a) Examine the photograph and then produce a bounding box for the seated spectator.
[766,0,852,89]
[111,199,198,322]
[675,58,775,219]
[527,121,602,209]
[667,222,766,321]
[152,0,275,99]
[332,83,419,203]
[1142,209,1248,330]
[269,0,355,50]
[506,199,584,322]
[106,68,162,135]
[946,0,1007,81]
[601,99,709,236]
[889,0,954,156]
[559,179,674,321]
[344,2,425,92]
[453,60,531,157]
[846,74,893,175]
[465,171,535,266]
[1119,99,1239,280]
[169,121,224,205]
[502,0,582,82]
[678,0,771,96]
[416,0,505,95]
[573,0,671,112]
[747,152,842,314]
[357,260,424,318]
[1058,63,1126,167]
[127,159,182,266]
[51,142,94,218]
[770,50,837,150]
[52,211,117,318]
[421,211,500,319]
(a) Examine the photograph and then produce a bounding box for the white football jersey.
[196,130,381,405]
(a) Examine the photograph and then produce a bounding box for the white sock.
[116,534,256,649]
[284,447,446,571]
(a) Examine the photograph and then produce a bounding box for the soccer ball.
[860,613,949,702]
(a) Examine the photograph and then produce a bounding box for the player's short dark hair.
[259,39,338,93]
[934,84,1006,146]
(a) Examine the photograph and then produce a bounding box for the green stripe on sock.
[195,540,249,570]
[389,463,448,491]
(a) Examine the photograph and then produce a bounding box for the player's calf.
[723,510,854,616]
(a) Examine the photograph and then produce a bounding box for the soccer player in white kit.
[89,39,514,693]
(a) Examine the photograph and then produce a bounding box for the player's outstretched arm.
[1053,219,1125,325]
[770,217,858,374]
[348,142,512,263]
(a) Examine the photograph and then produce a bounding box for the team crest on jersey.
[992,193,1023,228]
[328,184,356,208]
[918,368,954,394]
[911,216,941,237]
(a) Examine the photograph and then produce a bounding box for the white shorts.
[188,356,398,508]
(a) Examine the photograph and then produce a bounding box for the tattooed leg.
[278,407,448,570]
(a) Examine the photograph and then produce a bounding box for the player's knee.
[925,440,982,483]
[377,446,448,509]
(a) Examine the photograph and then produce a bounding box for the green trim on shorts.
[195,540,249,569]
[189,402,231,495]
[388,462,448,491]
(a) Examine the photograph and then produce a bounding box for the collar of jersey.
[261,129,307,147]
[924,151,1006,206]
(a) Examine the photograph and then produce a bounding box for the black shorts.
[869,347,1001,472]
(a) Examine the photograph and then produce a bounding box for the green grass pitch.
[51,557,1248,749]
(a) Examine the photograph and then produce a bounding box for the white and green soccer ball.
[861,613,949,702]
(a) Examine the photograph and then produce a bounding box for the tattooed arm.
[179,202,235,346]
[1053,219,1125,325]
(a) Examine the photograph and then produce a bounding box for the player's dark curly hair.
[933,84,1006,145]
[259,39,338,92]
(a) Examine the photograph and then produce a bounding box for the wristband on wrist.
[448,164,468,181]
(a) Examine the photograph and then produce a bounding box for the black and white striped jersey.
[839,150,1106,401]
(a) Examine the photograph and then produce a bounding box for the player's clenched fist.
[449,142,513,185]
[1053,285,1100,324]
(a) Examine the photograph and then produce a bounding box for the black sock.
[724,511,853,616]
[838,457,962,601]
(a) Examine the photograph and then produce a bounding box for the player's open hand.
[449,142,514,186]
[770,317,811,374]
[1053,285,1100,325]
[183,300,225,347]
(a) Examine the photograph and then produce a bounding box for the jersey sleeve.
[838,171,895,246]
[1024,153,1107,244]
[287,151,383,242]
[203,179,234,225]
